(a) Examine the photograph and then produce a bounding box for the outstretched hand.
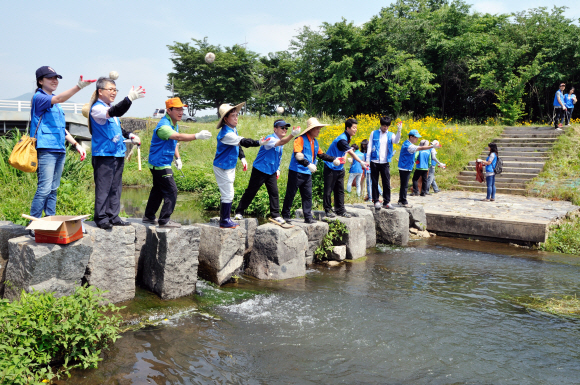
[241,158,248,171]
[128,86,146,101]
[77,76,96,89]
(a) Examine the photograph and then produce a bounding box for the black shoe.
[159,220,182,228]
[337,212,351,218]
[112,220,131,226]
[283,217,292,224]
[325,210,336,218]
[305,218,317,224]
[142,216,158,224]
[97,222,113,230]
[28,230,35,238]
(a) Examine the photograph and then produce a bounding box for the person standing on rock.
[89,77,145,229]
[360,139,383,201]
[234,119,300,225]
[366,116,402,209]
[28,66,93,235]
[397,130,441,208]
[281,118,340,224]
[564,87,576,126]
[553,83,567,130]
[322,118,368,218]
[411,140,431,196]
[213,102,261,229]
[142,98,212,228]
[426,140,445,194]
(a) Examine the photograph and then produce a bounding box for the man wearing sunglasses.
[234,119,300,225]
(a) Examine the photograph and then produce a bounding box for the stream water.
[65,189,580,384]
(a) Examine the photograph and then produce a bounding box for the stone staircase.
[456,126,565,195]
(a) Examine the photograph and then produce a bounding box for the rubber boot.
[219,202,238,229]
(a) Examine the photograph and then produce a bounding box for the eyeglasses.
[276,126,289,130]
[102,88,118,93]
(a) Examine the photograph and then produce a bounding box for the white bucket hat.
[216,102,245,129]
[299,117,329,137]
[431,140,439,146]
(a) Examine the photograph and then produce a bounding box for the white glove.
[347,157,353,163]
[397,121,403,130]
[195,130,212,140]
[129,133,141,145]
[259,137,270,145]
[476,159,482,163]
[440,163,446,167]
[307,163,317,173]
[75,143,86,161]
[295,152,305,161]
[174,158,182,170]
[127,86,146,101]
[291,126,301,137]
[241,158,248,171]
[77,76,96,89]
[276,170,280,179]
[333,158,341,166]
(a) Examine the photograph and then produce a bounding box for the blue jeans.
[347,173,362,196]
[427,166,439,192]
[486,175,496,200]
[366,173,382,198]
[30,150,66,218]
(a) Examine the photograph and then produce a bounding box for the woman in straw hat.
[28,66,94,235]
[214,102,261,229]
[281,117,342,224]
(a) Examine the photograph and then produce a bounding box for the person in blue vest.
[29,66,94,234]
[89,77,145,229]
[323,118,368,218]
[426,140,445,194]
[360,139,383,201]
[281,117,340,224]
[366,116,402,209]
[143,98,212,228]
[553,82,566,130]
[397,130,441,208]
[411,140,432,196]
[564,87,576,126]
[346,144,364,197]
[234,119,300,225]
[479,142,499,202]
[214,102,261,229]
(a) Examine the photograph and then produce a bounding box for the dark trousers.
[554,107,566,128]
[144,168,178,225]
[93,156,124,226]
[282,169,313,220]
[323,164,346,214]
[412,169,429,195]
[370,162,391,204]
[398,170,412,205]
[565,108,574,125]
[236,167,280,217]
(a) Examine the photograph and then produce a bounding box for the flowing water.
[64,231,580,384]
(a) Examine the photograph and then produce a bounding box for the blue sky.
[1,0,576,118]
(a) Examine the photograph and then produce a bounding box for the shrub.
[314,219,349,261]
[0,286,123,384]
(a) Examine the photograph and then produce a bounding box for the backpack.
[494,156,503,175]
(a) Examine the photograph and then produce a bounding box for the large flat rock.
[291,219,329,265]
[141,226,200,300]
[344,206,377,248]
[372,208,409,246]
[83,222,136,303]
[127,218,150,281]
[3,235,93,301]
[209,217,258,254]
[198,224,246,285]
[334,216,367,259]
[246,223,307,280]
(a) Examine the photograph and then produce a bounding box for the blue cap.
[408,129,421,138]
[274,119,290,128]
[35,66,62,80]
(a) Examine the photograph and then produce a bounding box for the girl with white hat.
[213,103,261,228]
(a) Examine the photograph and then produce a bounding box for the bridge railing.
[0,100,84,114]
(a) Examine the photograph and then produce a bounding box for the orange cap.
[165,97,188,109]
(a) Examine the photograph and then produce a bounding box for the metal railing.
[0,100,84,114]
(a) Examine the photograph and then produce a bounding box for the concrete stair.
[456,126,564,195]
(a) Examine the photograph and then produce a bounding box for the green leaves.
[315,220,350,261]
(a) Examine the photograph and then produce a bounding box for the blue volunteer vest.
[149,115,179,167]
[398,140,416,170]
[414,149,431,170]
[370,130,394,163]
[554,90,564,107]
[213,125,240,170]
[324,132,349,171]
[31,89,66,151]
[564,94,575,109]
[349,150,364,173]
[289,134,319,175]
[90,99,126,157]
[485,153,497,173]
[253,133,283,175]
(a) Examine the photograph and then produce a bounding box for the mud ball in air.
[109,71,119,80]
[276,106,284,114]
[205,52,215,64]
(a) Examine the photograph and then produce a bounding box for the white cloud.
[245,19,322,54]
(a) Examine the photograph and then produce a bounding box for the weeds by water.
[540,214,580,255]
[507,294,580,318]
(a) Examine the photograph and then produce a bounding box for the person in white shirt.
[427,140,446,194]
[366,116,402,209]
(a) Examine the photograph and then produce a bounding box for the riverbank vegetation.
[0,286,122,384]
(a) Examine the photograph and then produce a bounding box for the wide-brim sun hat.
[81,90,98,119]
[300,117,329,137]
[216,102,245,129]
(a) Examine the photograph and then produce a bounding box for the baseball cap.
[274,119,290,128]
[408,129,422,138]
[166,97,188,109]
[36,66,62,80]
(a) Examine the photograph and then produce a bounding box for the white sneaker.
[273,217,286,225]
[234,213,244,220]
[556,128,563,131]
[374,202,381,209]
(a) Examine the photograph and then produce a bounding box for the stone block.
[246,223,307,280]
[335,216,367,260]
[198,224,246,285]
[345,207,377,248]
[0,221,28,291]
[3,235,93,301]
[372,208,409,246]
[127,218,150,280]
[295,209,327,220]
[209,217,258,253]
[291,218,329,265]
[329,245,346,261]
[141,226,200,300]
[83,222,136,303]
[402,206,427,231]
